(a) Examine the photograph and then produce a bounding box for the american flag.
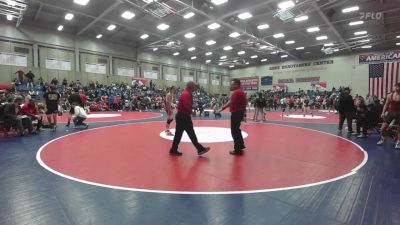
[369,62,400,99]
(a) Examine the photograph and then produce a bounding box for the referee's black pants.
[170,112,205,153]
[231,112,245,151]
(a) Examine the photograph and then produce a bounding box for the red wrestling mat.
[37,121,366,194]
[247,111,339,124]
[56,111,162,123]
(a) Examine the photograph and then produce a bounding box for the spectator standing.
[15,70,24,84]
[337,88,355,133]
[25,70,35,89]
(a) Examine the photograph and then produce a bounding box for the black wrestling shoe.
[198,147,211,155]
[169,151,183,156]
[229,150,244,155]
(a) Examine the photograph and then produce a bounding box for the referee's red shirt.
[177,88,193,116]
[230,88,247,113]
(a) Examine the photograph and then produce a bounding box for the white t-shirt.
[74,106,87,118]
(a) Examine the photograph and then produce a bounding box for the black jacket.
[338,94,355,113]
[3,103,21,122]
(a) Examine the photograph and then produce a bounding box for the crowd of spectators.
[0,75,229,136]
[0,72,388,140]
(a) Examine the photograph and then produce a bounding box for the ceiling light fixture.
[307,27,320,33]
[271,51,279,54]
[206,60,211,63]
[257,24,270,30]
[73,0,90,6]
[281,55,288,58]
[259,45,268,49]
[296,47,304,50]
[65,13,74,20]
[191,56,197,60]
[208,23,221,30]
[273,33,285,38]
[96,34,102,39]
[184,32,196,39]
[223,46,233,51]
[229,65,235,68]
[57,25,63,31]
[6,0,16,6]
[205,52,213,56]
[140,34,149,39]
[354,31,367,36]
[294,15,308,22]
[250,55,258,59]
[6,14,12,21]
[121,11,135,20]
[361,45,372,49]
[342,6,359,13]
[261,59,268,62]
[229,32,241,38]
[278,1,295,10]
[238,12,253,20]
[324,43,334,47]
[349,21,364,26]
[316,35,328,40]
[206,40,216,45]
[396,43,400,46]
[220,56,227,59]
[188,47,196,51]
[245,62,250,65]
[359,39,370,43]
[211,0,228,5]
[285,40,295,44]
[153,48,158,51]
[173,52,180,56]
[183,12,195,19]
[157,23,169,30]
[238,51,245,55]
[107,24,116,31]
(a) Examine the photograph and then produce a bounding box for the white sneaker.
[377,138,385,145]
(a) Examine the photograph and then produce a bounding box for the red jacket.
[21,103,38,117]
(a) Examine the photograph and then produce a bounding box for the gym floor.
[1,111,399,225]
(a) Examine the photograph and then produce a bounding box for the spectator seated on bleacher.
[21,98,43,132]
[3,96,36,136]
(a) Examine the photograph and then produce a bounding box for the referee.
[216,79,247,155]
[169,81,211,156]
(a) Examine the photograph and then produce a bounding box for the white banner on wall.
[0,52,27,67]
[211,80,220,86]
[117,67,135,77]
[183,76,194,82]
[45,58,71,71]
[85,62,106,74]
[165,74,177,81]
[144,71,158,79]
[198,78,208,84]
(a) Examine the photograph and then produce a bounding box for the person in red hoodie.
[21,98,42,131]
